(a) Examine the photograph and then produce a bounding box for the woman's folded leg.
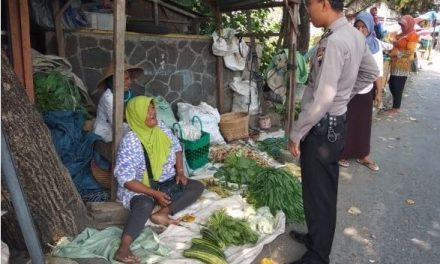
[169,179,204,215]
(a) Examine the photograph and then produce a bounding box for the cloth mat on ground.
[52,191,285,264]
[52,227,170,264]
[156,191,286,264]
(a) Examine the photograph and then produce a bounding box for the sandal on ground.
[356,159,379,172]
[338,159,350,167]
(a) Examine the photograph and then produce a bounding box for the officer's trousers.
[300,119,346,264]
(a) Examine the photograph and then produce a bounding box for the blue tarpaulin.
[418,11,440,21]
[43,111,106,198]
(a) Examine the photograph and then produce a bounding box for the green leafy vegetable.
[207,209,259,246]
[247,167,304,223]
[34,71,85,113]
[214,153,261,187]
[256,137,288,160]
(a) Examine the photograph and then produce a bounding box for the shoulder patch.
[315,47,326,66]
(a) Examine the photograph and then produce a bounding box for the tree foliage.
[385,0,437,16]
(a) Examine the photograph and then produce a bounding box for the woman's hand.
[176,172,188,186]
[153,190,172,207]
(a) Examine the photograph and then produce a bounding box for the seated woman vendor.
[93,63,143,142]
[114,96,204,263]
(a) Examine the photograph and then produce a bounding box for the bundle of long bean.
[246,167,304,223]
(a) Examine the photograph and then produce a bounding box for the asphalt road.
[254,58,440,264]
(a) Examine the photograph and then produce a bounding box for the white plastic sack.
[212,28,238,57]
[1,241,9,264]
[224,39,250,71]
[224,53,246,71]
[266,68,287,103]
[177,102,225,144]
[230,77,259,115]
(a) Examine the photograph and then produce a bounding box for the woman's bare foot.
[114,234,141,263]
[383,108,401,116]
[151,207,180,226]
[114,248,141,263]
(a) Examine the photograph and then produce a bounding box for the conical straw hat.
[96,63,143,91]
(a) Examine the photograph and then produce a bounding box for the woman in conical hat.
[93,63,143,143]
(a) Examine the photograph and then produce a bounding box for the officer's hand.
[374,94,382,107]
[153,191,171,207]
[288,140,300,157]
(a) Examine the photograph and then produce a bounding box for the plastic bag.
[154,96,177,128]
[177,102,225,144]
[224,38,250,71]
[174,121,201,141]
[230,77,259,114]
[213,29,250,71]
[212,28,238,57]
[1,241,8,264]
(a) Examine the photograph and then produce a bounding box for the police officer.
[288,0,379,263]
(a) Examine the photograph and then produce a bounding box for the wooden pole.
[7,0,34,102]
[52,0,74,57]
[111,0,126,201]
[7,0,24,88]
[214,5,224,114]
[153,0,159,25]
[285,0,298,136]
[19,0,33,101]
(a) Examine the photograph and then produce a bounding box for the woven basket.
[90,159,112,189]
[219,112,249,142]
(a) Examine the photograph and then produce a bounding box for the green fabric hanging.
[264,49,309,85]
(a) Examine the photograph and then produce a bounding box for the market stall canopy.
[417,11,440,21]
[417,26,440,36]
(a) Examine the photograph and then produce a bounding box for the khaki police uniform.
[289,17,379,264]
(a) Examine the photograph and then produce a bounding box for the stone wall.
[50,30,237,113]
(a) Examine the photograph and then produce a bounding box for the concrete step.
[87,202,128,229]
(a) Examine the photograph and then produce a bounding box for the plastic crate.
[173,116,210,170]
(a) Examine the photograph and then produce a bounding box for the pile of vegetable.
[183,209,258,264]
[246,167,304,223]
[34,71,85,113]
[210,145,272,167]
[200,178,231,198]
[214,153,261,187]
[206,209,259,246]
[183,228,227,264]
[256,137,288,160]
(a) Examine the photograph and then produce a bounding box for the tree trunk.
[1,54,91,251]
[297,2,310,54]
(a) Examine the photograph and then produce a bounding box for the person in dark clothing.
[288,0,379,263]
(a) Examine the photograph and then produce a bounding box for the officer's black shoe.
[285,259,306,264]
[289,230,307,244]
[285,256,322,264]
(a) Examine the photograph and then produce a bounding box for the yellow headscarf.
[126,96,171,186]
